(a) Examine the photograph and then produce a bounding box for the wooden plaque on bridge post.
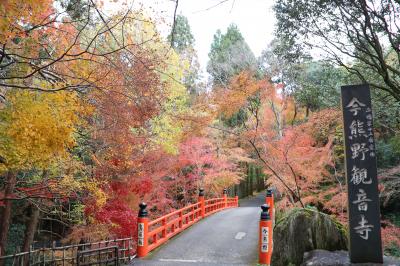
[341,84,382,263]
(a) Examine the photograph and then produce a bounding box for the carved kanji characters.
[351,143,369,160]
[346,97,366,116]
[354,215,374,240]
[349,120,366,139]
[352,189,372,211]
[351,166,372,185]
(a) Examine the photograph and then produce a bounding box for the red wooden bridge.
[136,189,239,257]
[134,189,274,266]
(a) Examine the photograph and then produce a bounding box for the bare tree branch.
[170,0,179,47]
[193,0,232,14]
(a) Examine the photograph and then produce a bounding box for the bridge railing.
[137,188,238,258]
[147,202,202,251]
[0,238,135,266]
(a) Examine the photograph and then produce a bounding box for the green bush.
[376,136,400,168]
[385,213,400,227]
[384,242,400,257]
[389,135,400,157]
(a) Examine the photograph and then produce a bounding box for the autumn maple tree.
[206,71,337,210]
[1,0,398,258]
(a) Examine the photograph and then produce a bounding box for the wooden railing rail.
[0,238,135,266]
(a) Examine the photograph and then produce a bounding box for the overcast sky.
[174,0,276,72]
[105,0,275,73]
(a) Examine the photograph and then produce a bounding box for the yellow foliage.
[120,17,191,154]
[84,180,107,207]
[47,158,107,208]
[150,49,189,154]
[0,90,88,172]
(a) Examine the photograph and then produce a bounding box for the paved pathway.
[132,193,265,266]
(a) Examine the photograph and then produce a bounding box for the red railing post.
[266,189,274,224]
[223,189,227,208]
[161,217,166,238]
[198,188,205,218]
[137,202,149,258]
[179,210,183,228]
[259,204,273,266]
[259,204,273,265]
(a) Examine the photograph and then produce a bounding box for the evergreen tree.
[168,15,195,53]
[168,15,200,95]
[207,24,257,86]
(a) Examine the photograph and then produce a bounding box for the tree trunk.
[249,169,253,196]
[246,164,250,197]
[0,171,17,258]
[22,204,40,266]
[256,167,262,192]
[291,104,298,126]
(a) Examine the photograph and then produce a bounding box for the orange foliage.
[208,71,340,208]
[256,122,334,207]
[213,71,272,118]
[0,0,54,42]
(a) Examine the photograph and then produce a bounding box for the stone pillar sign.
[340,84,383,263]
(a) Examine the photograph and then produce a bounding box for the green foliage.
[293,61,346,112]
[371,89,400,136]
[385,213,400,228]
[59,0,90,20]
[150,50,190,154]
[273,0,400,101]
[68,202,85,224]
[384,242,400,257]
[333,125,345,170]
[207,24,257,85]
[305,205,318,211]
[168,15,200,95]
[274,207,286,227]
[223,108,248,127]
[250,164,256,182]
[259,38,309,91]
[376,136,400,168]
[71,128,94,166]
[168,15,195,53]
[260,40,348,117]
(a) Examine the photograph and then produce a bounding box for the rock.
[379,173,400,214]
[271,208,347,266]
[301,249,400,266]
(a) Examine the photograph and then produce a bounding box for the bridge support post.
[265,189,274,225]
[198,188,205,218]
[137,202,149,258]
[259,204,273,266]
[223,188,227,208]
